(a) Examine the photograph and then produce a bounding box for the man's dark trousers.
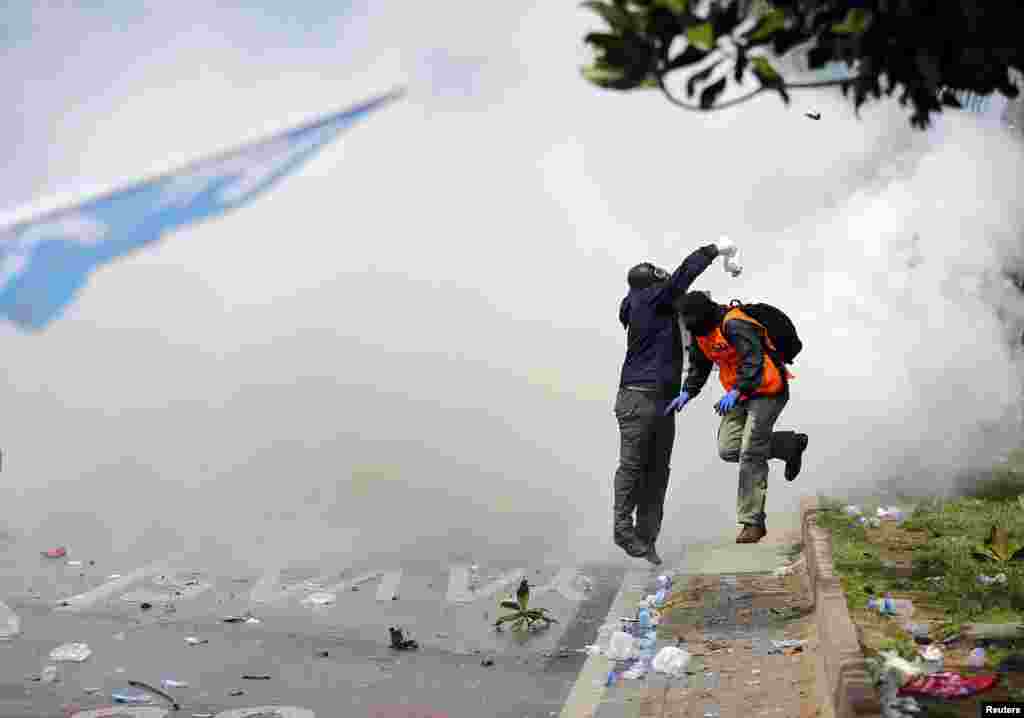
[613,386,675,557]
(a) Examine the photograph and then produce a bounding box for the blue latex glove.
[664,392,690,416]
[714,389,741,416]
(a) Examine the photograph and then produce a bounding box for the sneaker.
[736,524,767,544]
[785,434,809,482]
[644,546,663,566]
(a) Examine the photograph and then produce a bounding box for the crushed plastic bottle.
[48,643,92,662]
[968,647,986,669]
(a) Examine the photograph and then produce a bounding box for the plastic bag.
[606,631,637,661]
[652,646,691,677]
[49,642,92,662]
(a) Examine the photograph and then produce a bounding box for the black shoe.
[644,546,663,566]
[785,434,809,481]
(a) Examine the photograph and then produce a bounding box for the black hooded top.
[618,245,718,396]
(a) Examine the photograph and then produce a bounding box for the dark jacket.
[682,308,783,398]
[618,245,718,396]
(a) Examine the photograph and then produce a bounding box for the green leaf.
[686,22,714,51]
[500,600,521,611]
[652,0,688,12]
[747,8,785,42]
[581,1,635,33]
[581,65,628,87]
[751,56,780,83]
[495,613,521,626]
[686,60,721,97]
[699,76,728,109]
[831,8,871,35]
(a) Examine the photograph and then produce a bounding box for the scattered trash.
[653,646,691,677]
[978,573,1008,586]
[903,623,930,640]
[113,688,153,704]
[604,670,617,687]
[751,668,761,675]
[877,506,906,522]
[388,627,418,651]
[82,687,101,694]
[108,574,122,580]
[0,599,20,640]
[481,658,494,667]
[41,666,59,684]
[607,631,637,661]
[435,632,449,639]
[228,689,245,697]
[968,647,987,669]
[160,679,188,689]
[127,680,181,710]
[315,650,329,658]
[844,505,862,516]
[770,639,806,655]
[193,714,214,718]
[222,614,261,624]
[469,565,481,591]
[897,671,998,699]
[49,643,92,662]
[67,560,83,567]
[43,547,67,559]
[140,602,153,611]
[867,595,914,617]
[303,592,336,607]
[184,636,208,646]
[242,675,272,680]
[920,644,944,672]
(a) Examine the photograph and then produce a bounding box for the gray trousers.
[716,390,802,527]
[613,388,675,557]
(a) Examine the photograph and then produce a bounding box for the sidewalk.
[564,511,828,718]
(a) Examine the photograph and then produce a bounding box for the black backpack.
[727,300,803,364]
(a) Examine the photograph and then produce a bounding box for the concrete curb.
[800,496,882,718]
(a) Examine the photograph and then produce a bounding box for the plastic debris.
[968,648,986,669]
[43,547,67,559]
[184,636,208,645]
[768,639,806,654]
[303,592,336,606]
[0,599,20,640]
[468,564,481,590]
[160,679,188,689]
[67,560,83,567]
[897,671,998,699]
[113,688,153,704]
[607,631,637,661]
[868,595,914,618]
[480,658,494,667]
[140,602,153,611]
[844,505,862,516]
[222,614,260,624]
[389,627,418,651]
[920,644,944,672]
[228,689,245,697]
[880,650,925,686]
[41,665,59,684]
[604,670,617,687]
[49,643,92,662]
[653,646,691,677]
[127,680,181,709]
[978,573,1008,586]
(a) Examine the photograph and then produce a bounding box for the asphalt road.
[0,551,649,718]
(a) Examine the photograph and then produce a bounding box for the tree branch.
[656,72,856,111]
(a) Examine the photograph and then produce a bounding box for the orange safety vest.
[695,307,793,397]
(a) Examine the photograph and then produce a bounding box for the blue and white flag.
[0,89,403,332]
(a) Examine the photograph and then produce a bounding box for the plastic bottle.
[656,575,672,592]
[638,607,652,630]
[653,588,668,608]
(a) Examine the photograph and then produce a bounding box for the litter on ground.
[49,643,92,662]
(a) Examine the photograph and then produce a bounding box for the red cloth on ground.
[897,672,998,699]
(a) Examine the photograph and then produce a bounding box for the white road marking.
[375,570,402,602]
[532,566,588,602]
[54,554,185,612]
[446,566,524,604]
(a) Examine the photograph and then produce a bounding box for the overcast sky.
[2,2,1023,574]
